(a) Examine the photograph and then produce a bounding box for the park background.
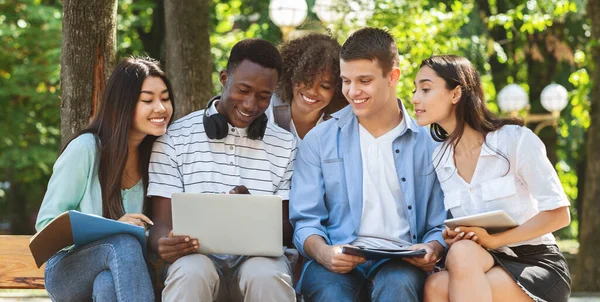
[0,0,599,296]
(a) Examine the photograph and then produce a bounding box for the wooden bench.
[0,235,301,299]
[0,235,45,289]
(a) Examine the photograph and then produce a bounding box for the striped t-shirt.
[148,100,297,200]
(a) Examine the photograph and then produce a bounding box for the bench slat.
[0,235,45,289]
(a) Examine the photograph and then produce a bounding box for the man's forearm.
[426,240,445,259]
[304,234,328,262]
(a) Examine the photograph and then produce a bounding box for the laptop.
[171,193,283,257]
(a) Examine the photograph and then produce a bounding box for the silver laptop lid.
[171,193,283,257]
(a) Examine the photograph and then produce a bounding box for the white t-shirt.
[434,125,570,248]
[352,118,412,249]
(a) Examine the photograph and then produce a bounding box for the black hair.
[226,38,283,79]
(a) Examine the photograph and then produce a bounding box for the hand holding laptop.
[157,231,198,264]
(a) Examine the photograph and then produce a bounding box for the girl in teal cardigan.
[36,57,175,301]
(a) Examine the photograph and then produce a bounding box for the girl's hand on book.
[118,213,154,230]
[158,231,198,264]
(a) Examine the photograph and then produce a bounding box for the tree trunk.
[164,0,213,119]
[60,0,117,144]
[136,0,165,60]
[574,0,600,291]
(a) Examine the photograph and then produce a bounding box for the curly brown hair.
[276,33,347,116]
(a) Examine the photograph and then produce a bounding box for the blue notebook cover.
[69,210,146,254]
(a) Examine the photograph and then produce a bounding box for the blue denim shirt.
[290,100,446,267]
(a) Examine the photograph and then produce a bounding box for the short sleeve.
[516,128,570,211]
[147,133,184,198]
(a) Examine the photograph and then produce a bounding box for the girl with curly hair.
[268,33,347,140]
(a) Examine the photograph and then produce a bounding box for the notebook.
[29,210,146,268]
[342,246,427,260]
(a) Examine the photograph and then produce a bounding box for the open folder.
[342,246,427,260]
[29,210,146,268]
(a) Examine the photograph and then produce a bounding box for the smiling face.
[130,76,173,141]
[340,58,399,122]
[411,66,459,128]
[291,72,335,116]
[217,60,279,128]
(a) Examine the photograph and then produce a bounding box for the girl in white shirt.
[267,33,347,141]
[411,55,571,302]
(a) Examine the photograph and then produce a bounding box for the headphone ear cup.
[212,114,229,139]
[247,113,268,140]
[203,109,229,139]
[203,95,230,140]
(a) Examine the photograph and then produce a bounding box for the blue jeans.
[44,234,154,302]
[301,259,426,302]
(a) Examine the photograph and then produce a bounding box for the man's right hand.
[316,244,366,274]
[158,231,199,264]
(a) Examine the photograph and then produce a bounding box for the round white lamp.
[497,84,529,113]
[540,83,569,112]
[269,0,308,39]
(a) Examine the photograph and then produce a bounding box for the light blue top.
[290,100,446,261]
[36,133,144,232]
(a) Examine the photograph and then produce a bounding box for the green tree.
[0,0,62,234]
[61,0,117,143]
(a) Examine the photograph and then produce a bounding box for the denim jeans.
[44,234,154,302]
[301,259,426,302]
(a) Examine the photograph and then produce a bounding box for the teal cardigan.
[36,133,144,231]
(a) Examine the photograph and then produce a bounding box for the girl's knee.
[445,240,482,270]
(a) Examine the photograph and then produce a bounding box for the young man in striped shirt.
[148,39,297,302]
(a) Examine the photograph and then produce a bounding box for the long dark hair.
[420,55,522,166]
[61,57,175,220]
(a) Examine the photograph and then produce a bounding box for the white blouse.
[433,125,570,247]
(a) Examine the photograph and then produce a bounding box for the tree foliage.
[0,0,62,233]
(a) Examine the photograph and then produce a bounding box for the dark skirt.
[489,244,571,302]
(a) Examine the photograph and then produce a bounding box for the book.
[29,210,146,268]
[444,210,519,234]
[341,246,427,260]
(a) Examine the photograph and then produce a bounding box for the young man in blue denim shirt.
[290,27,446,302]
